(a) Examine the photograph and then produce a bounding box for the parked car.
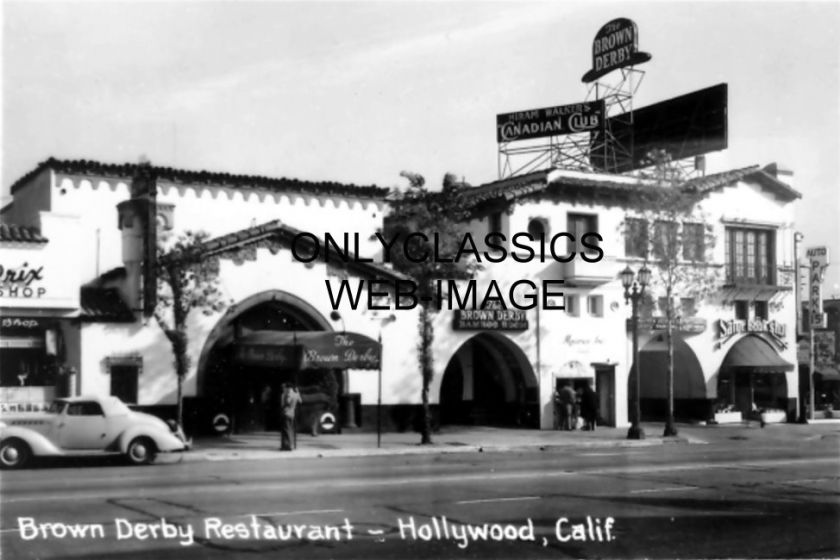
[0,395,189,469]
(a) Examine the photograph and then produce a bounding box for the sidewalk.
[181,421,840,463]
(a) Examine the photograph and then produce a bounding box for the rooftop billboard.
[589,83,728,173]
[496,100,605,143]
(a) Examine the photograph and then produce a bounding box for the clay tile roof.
[79,287,135,323]
[0,224,49,244]
[682,164,801,200]
[11,157,389,199]
[161,220,412,283]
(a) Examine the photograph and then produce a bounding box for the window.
[653,220,678,259]
[725,227,775,285]
[527,218,548,238]
[624,218,648,258]
[587,295,604,317]
[67,402,104,416]
[735,300,749,321]
[566,295,579,317]
[679,298,696,317]
[754,300,769,320]
[567,213,599,256]
[682,223,705,262]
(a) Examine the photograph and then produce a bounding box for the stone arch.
[631,333,707,420]
[196,289,332,396]
[439,332,538,427]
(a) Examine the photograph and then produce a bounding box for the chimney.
[763,162,795,189]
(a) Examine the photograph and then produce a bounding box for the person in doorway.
[580,382,599,431]
[557,383,576,431]
[279,383,302,451]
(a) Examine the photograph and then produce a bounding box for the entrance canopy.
[721,335,794,374]
[233,331,381,370]
[638,334,706,399]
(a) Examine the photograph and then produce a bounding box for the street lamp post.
[622,265,651,440]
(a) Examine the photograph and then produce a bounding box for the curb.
[172,435,702,464]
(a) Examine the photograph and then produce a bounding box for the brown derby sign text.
[582,18,651,83]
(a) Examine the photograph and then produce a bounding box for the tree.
[625,150,720,436]
[384,172,474,444]
[155,231,227,429]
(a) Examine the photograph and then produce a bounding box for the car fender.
[0,426,63,457]
[117,426,186,454]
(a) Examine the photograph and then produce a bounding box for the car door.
[58,401,109,449]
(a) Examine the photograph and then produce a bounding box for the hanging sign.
[299,332,381,370]
[235,345,300,367]
[630,316,707,334]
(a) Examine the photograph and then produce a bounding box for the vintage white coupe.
[0,395,189,469]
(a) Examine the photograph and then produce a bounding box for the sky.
[2,1,839,292]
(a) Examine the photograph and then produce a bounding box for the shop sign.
[717,318,787,348]
[0,316,48,333]
[629,316,707,334]
[300,332,381,370]
[453,302,528,331]
[582,18,652,83]
[235,344,300,367]
[814,330,836,369]
[0,262,47,299]
[806,246,829,268]
[496,100,604,143]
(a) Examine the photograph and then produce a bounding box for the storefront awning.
[232,331,381,370]
[638,334,706,399]
[721,335,794,374]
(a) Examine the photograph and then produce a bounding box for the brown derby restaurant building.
[0,158,801,433]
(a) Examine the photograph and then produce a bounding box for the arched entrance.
[632,333,708,420]
[717,334,793,420]
[197,290,339,433]
[439,333,538,428]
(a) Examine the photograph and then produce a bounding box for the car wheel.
[0,438,31,469]
[126,437,157,466]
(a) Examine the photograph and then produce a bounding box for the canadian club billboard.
[496,100,605,143]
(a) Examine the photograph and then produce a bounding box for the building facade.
[0,157,801,433]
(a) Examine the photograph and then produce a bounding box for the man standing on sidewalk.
[279,383,302,451]
[557,383,576,431]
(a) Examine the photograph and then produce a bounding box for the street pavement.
[2,421,839,559]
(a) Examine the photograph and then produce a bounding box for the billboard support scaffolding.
[585,66,645,177]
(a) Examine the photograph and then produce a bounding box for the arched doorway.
[197,291,339,433]
[631,333,708,420]
[717,334,793,420]
[440,333,538,428]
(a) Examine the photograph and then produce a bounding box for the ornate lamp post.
[622,264,651,440]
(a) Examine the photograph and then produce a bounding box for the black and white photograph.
[1,2,839,559]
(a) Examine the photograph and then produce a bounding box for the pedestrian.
[557,383,576,431]
[580,382,599,431]
[279,383,302,451]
